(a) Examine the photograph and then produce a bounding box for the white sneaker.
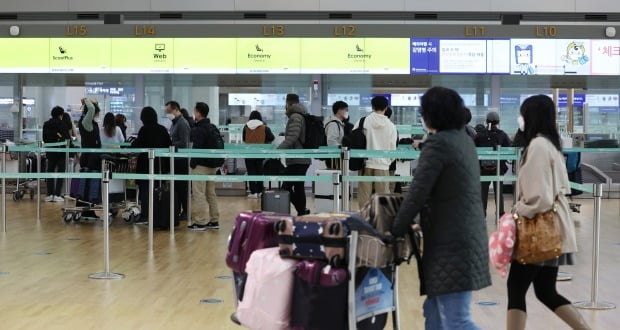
[53,196,65,202]
[247,193,259,199]
[45,195,54,202]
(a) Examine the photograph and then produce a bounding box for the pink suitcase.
[236,247,297,330]
[226,211,292,274]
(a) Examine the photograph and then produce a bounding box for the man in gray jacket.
[165,100,191,221]
[324,100,348,169]
[277,94,311,215]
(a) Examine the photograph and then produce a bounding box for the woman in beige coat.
[507,95,590,330]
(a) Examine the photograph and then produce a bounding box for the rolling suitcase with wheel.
[290,260,349,330]
[236,247,297,330]
[276,213,349,266]
[261,189,291,214]
[153,183,179,230]
[226,211,291,274]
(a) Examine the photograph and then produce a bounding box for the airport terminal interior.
[1,1,620,329]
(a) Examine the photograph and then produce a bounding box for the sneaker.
[298,209,311,216]
[134,219,148,225]
[45,195,54,202]
[247,193,259,199]
[53,196,65,202]
[205,221,220,230]
[188,223,208,231]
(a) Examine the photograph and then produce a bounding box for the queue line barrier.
[0,143,615,308]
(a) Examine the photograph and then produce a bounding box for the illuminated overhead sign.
[49,38,111,73]
[0,38,618,75]
[174,38,236,73]
[236,38,301,73]
[111,38,174,73]
[0,38,49,73]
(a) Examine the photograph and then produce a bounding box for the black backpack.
[477,127,500,173]
[341,117,366,171]
[301,114,326,149]
[204,123,225,168]
[42,120,63,143]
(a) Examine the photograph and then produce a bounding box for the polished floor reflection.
[0,195,618,329]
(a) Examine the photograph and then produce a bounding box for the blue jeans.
[423,291,480,330]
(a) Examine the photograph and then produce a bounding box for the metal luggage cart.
[11,151,45,201]
[61,154,141,223]
[348,230,402,330]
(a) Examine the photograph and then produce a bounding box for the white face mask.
[343,111,349,120]
[166,113,175,121]
[517,115,525,132]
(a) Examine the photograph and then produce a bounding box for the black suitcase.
[153,184,180,230]
[261,189,290,214]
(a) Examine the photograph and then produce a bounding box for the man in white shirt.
[355,96,398,208]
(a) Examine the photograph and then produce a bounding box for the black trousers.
[507,261,571,312]
[46,153,66,196]
[282,164,310,214]
[244,158,265,194]
[481,180,504,216]
[174,158,189,215]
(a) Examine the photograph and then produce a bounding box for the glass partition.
[2,73,618,144]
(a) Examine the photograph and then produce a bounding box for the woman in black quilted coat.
[392,86,491,330]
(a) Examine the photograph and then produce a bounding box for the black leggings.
[507,261,571,312]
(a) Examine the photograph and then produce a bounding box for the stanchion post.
[332,172,341,213]
[514,148,522,205]
[89,163,124,280]
[574,183,615,310]
[495,145,501,226]
[187,142,193,224]
[2,143,7,233]
[342,147,350,212]
[148,149,155,252]
[36,141,42,222]
[64,139,70,198]
[169,146,175,236]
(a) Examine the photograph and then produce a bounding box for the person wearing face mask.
[324,100,349,169]
[165,100,191,221]
[506,95,588,330]
[392,87,490,330]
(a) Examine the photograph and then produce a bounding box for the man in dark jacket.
[474,111,512,216]
[392,87,491,329]
[277,94,311,216]
[131,106,172,224]
[42,106,71,202]
[165,100,191,221]
[188,102,220,231]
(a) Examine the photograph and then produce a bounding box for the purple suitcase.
[291,260,349,330]
[226,211,292,274]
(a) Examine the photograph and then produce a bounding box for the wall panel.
[68,0,151,12]
[150,0,234,11]
[3,0,69,12]
[405,0,491,12]
[234,0,319,11]
[576,0,620,12]
[320,0,405,12]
